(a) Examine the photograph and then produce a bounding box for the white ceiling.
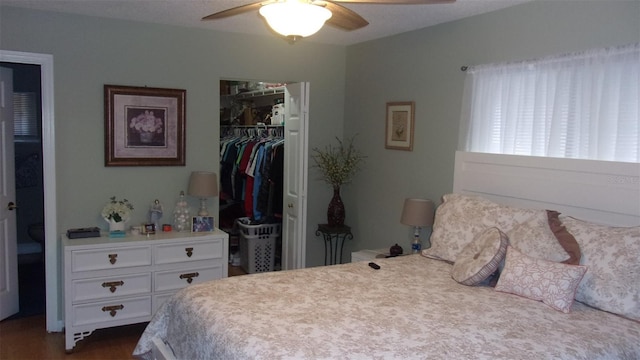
[1,0,534,45]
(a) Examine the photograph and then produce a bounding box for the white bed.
[133,152,640,359]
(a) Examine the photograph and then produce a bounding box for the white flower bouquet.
[101,196,134,223]
[129,110,163,134]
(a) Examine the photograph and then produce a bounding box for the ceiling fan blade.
[202,1,266,21]
[321,2,369,31]
[331,0,455,4]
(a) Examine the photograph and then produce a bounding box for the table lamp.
[400,198,435,253]
[188,171,218,216]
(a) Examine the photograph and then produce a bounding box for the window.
[13,92,39,141]
[460,43,639,163]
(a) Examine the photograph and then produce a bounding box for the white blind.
[460,43,640,163]
[13,92,39,140]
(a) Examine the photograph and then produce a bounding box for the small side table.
[351,248,388,262]
[315,224,354,265]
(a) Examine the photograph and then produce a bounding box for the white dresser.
[63,229,229,351]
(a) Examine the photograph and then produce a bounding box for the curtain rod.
[458,43,637,74]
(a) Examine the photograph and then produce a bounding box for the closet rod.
[221,123,283,128]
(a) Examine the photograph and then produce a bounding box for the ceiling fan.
[202,0,455,42]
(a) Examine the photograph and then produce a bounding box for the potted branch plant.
[311,135,366,227]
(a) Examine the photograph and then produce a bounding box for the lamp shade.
[400,198,435,227]
[187,171,218,198]
[259,1,332,39]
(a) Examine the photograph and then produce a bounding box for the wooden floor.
[0,264,247,359]
[0,315,146,359]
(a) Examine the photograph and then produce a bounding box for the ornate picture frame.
[104,85,186,166]
[385,101,415,151]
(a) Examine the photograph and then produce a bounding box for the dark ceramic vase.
[390,243,403,256]
[327,186,345,227]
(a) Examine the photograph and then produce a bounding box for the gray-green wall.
[1,0,638,325]
[1,5,347,323]
[344,0,639,253]
[0,6,346,265]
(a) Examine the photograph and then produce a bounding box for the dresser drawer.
[63,230,229,352]
[155,239,224,264]
[71,246,152,272]
[71,295,152,327]
[71,273,152,303]
[154,265,223,292]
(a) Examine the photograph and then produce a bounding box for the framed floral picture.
[385,101,415,151]
[104,85,186,166]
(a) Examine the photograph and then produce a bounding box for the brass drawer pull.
[101,304,124,317]
[185,247,194,257]
[108,254,118,265]
[101,280,124,293]
[179,272,199,284]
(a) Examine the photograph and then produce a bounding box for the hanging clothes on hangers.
[220,125,284,222]
[257,139,284,220]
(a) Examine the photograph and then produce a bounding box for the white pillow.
[560,216,640,321]
[495,246,587,313]
[451,227,508,286]
[506,211,569,263]
[423,193,540,262]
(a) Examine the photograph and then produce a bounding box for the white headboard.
[453,151,640,227]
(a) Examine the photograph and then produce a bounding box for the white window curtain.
[460,43,639,163]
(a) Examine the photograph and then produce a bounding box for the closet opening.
[219,79,286,277]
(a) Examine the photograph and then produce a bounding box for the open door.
[281,82,309,270]
[0,51,58,331]
[0,66,19,320]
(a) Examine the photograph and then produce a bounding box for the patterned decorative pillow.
[423,193,540,262]
[560,216,640,321]
[506,211,570,263]
[451,227,508,286]
[495,246,587,313]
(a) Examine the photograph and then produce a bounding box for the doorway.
[0,50,59,332]
[219,79,309,274]
[219,79,286,275]
[0,62,45,319]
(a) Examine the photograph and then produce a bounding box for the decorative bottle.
[173,191,190,232]
[411,234,422,254]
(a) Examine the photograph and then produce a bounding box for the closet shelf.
[234,87,284,100]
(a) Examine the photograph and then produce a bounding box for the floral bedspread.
[133,255,640,360]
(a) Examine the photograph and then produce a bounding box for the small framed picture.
[143,223,156,235]
[192,216,214,232]
[385,101,415,151]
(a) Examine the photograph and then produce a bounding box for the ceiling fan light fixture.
[259,1,332,39]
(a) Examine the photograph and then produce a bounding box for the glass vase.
[173,191,190,232]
